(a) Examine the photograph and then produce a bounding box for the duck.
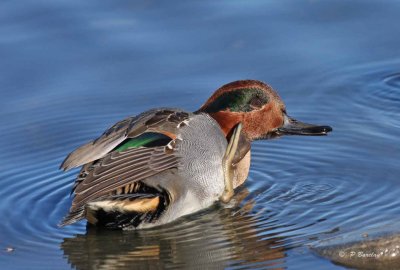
[60,80,332,229]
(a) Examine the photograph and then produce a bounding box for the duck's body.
[61,80,331,229]
[61,109,238,229]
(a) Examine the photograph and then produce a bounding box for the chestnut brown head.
[198,80,332,141]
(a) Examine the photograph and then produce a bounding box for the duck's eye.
[249,97,265,109]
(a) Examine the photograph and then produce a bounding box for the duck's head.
[198,80,332,141]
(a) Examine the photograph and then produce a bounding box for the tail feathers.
[85,196,161,214]
[59,194,163,228]
[59,183,170,229]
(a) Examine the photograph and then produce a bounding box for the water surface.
[1,1,400,269]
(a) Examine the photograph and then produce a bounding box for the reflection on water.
[1,0,400,269]
[61,189,287,269]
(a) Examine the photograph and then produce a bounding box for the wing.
[60,108,191,225]
[61,145,179,226]
[75,146,178,204]
[60,108,190,170]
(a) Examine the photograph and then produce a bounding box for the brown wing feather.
[70,146,179,212]
[60,108,190,226]
[60,118,135,170]
[60,108,189,170]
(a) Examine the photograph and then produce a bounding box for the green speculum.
[114,132,172,152]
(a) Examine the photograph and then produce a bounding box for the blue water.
[1,1,400,269]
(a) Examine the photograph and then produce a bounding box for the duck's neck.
[206,111,243,137]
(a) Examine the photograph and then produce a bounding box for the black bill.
[276,115,332,136]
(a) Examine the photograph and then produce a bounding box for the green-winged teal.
[60,80,332,229]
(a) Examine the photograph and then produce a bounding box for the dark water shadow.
[61,188,287,269]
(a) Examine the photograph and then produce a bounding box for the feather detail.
[87,197,160,213]
[60,184,170,227]
[60,108,190,170]
[60,108,192,227]
[70,146,178,213]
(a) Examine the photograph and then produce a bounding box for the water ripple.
[2,61,400,269]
